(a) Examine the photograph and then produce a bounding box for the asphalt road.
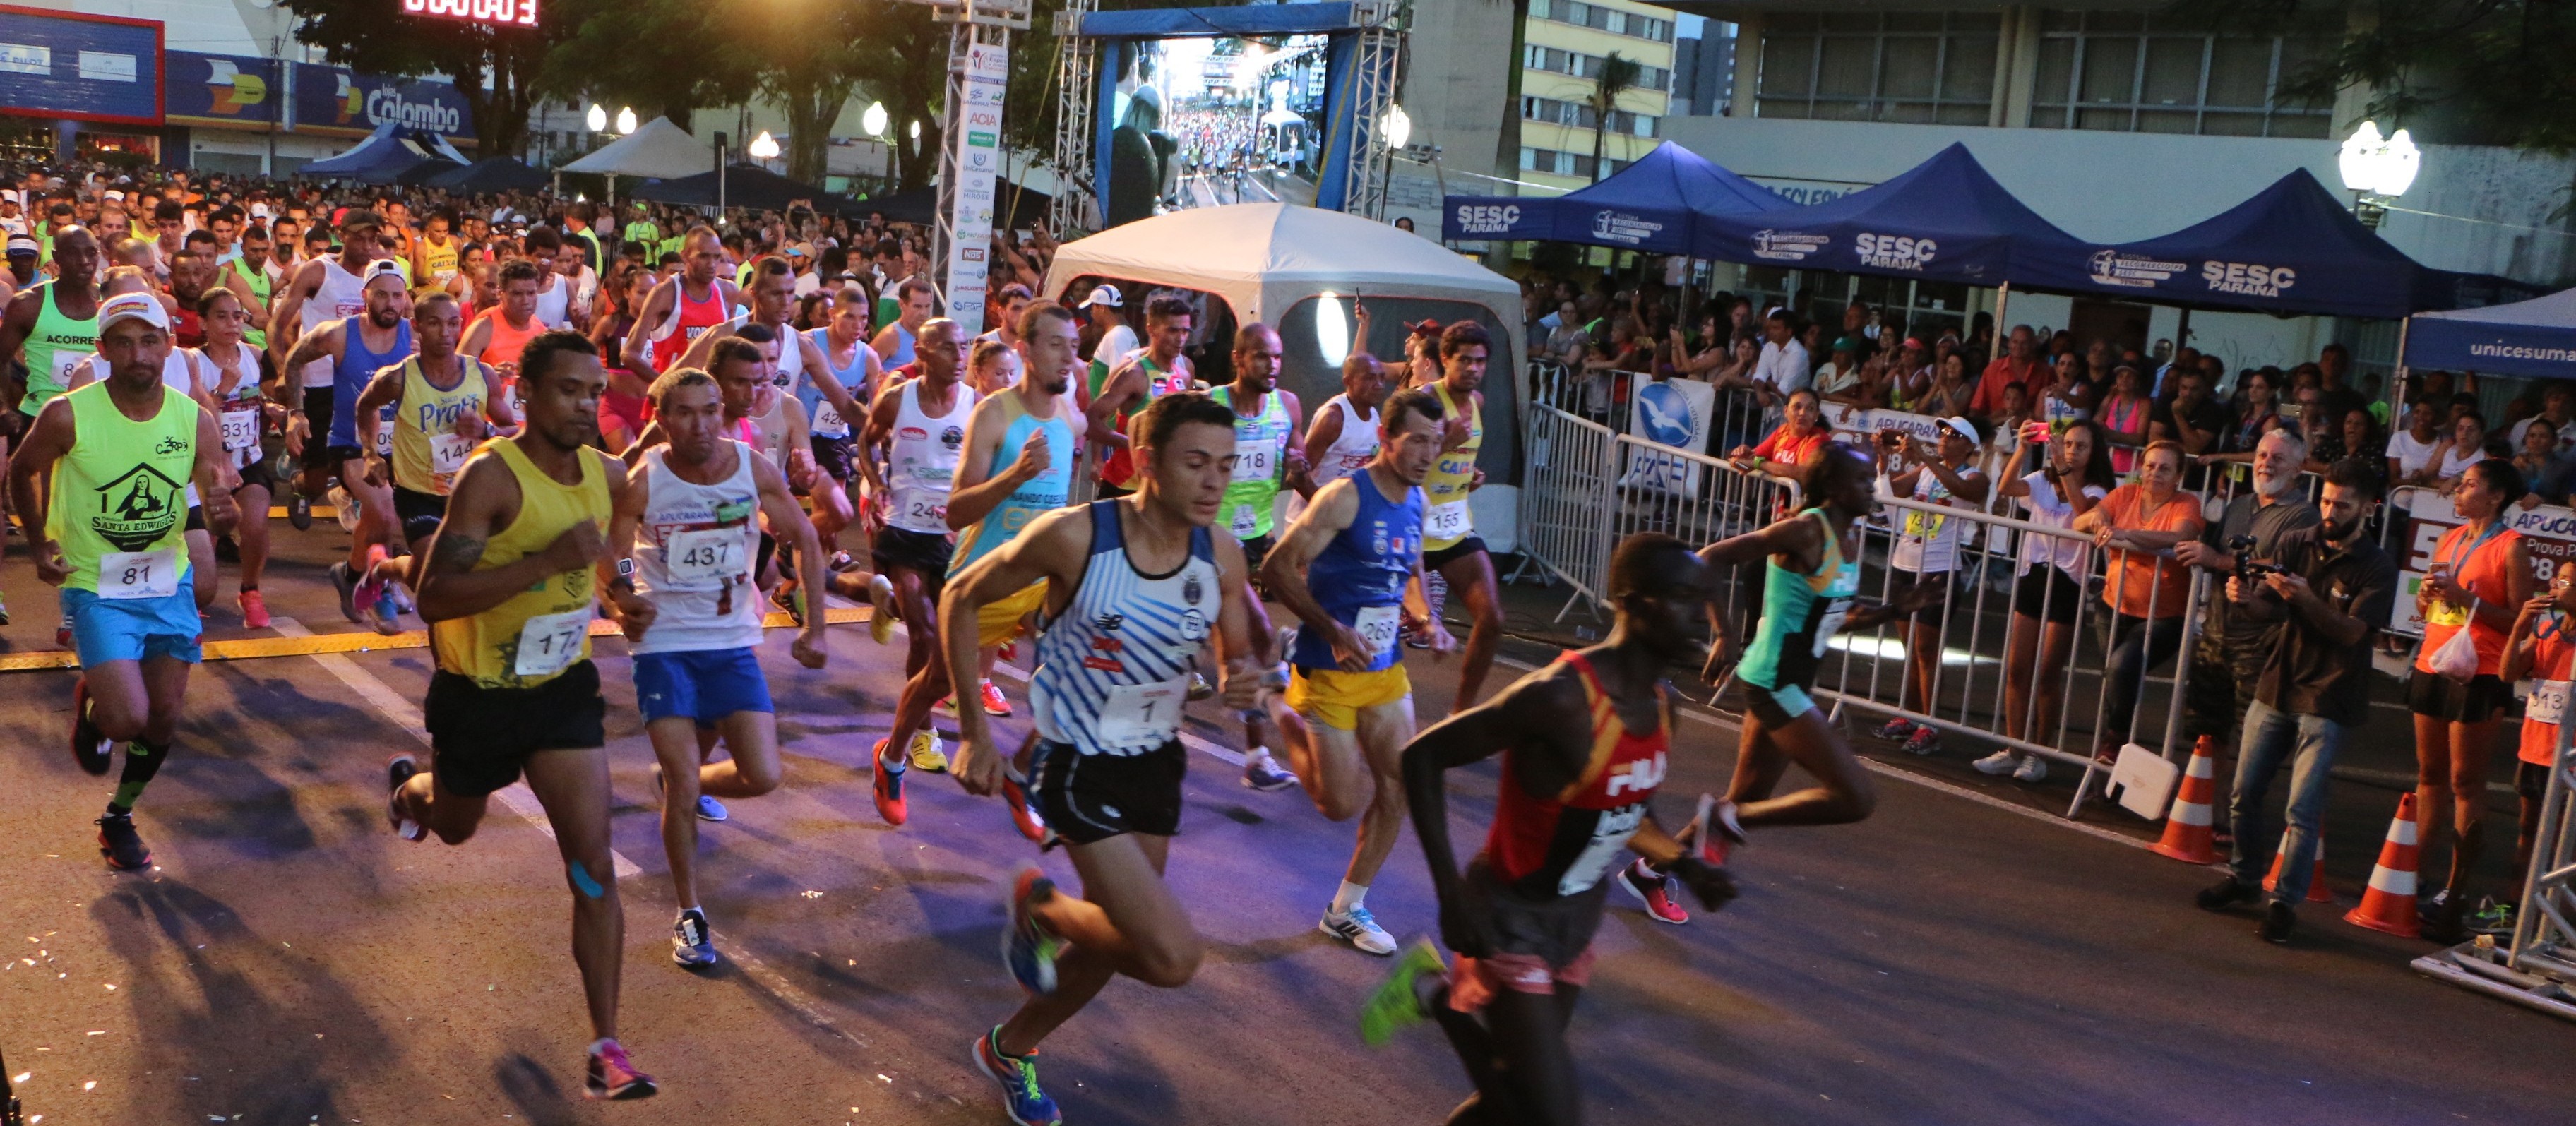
[0,524,2564,1126]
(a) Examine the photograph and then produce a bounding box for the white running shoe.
[2012,755,2049,784]
[1320,906,1398,956]
[1972,750,2021,776]
[328,484,360,533]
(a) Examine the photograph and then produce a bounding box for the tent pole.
[2392,314,2413,416]
[1991,281,2012,363]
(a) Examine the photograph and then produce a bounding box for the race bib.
[1230,502,1260,539]
[1097,678,1189,748]
[1425,499,1470,542]
[2533,679,2570,726]
[1556,803,1646,896]
[429,431,476,475]
[512,607,592,678]
[1354,604,1402,657]
[1231,442,1275,484]
[664,527,747,588]
[220,409,261,452]
[49,349,80,388]
[812,400,847,435]
[97,549,179,600]
[1811,601,1851,658]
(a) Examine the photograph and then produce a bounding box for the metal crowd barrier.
[1609,432,1802,640]
[1515,402,1618,618]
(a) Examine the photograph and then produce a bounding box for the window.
[2028,11,2333,138]
[1522,97,1659,138]
[1531,0,1673,44]
[1527,44,1672,92]
[1755,13,1998,124]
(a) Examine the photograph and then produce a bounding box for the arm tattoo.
[429,533,486,577]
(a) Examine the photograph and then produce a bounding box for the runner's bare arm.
[191,406,239,537]
[8,398,76,582]
[751,452,831,667]
[1401,668,1590,954]
[278,316,344,380]
[268,259,325,365]
[1280,388,1308,479]
[1698,510,1824,574]
[456,313,493,361]
[223,269,269,330]
[351,362,405,463]
[853,380,904,499]
[944,397,1043,531]
[800,334,863,423]
[1294,398,1344,499]
[620,419,666,468]
[1259,478,1370,670]
[477,361,517,431]
[1084,362,1142,450]
[415,453,596,622]
[941,505,1087,793]
[1211,529,1273,700]
[0,287,38,373]
[620,280,674,372]
[602,457,657,641]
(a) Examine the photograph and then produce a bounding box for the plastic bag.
[2428,601,2481,681]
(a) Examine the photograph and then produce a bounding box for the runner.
[184,287,280,626]
[67,269,223,614]
[1286,351,1390,527]
[1077,284,1135,398]
[948,392,1274,1126]
[870,304,1080,825]
[806,284,884,563]
[0,224,102,445]
[270,210,387,529]
[1085,294,1197,500]
[1257,386,1455,954]
[217,222,275,353]
[621,226,741,376]
[606,365,830,969]
[278,259,415,633]
[461,258,547,376]
[8,293,237,870]
[386,330,657,1100]
[672,256,859,562]
[352,290,516,595]
[855,316,979,773]
[871,277,936,369]
[1419,322,1506,716]
[1209,323,1305,790]
[412,209,462,289]
[1357,532,1734,1126]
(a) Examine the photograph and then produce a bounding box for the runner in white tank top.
[1287,354,1391,526]
[886,377,977,535]
[296,256,368,389]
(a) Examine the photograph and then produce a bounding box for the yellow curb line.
[0,606,871,673]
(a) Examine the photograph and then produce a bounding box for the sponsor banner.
[1584,208,1664,247]
[2200,260,2296,299]
[1820,403,1946,445]
[940,40,1010,337]
[166,52,280,128]
[2087,248,2185,289]
[1620,378,1715,494]
[1445,198,1543,241]
[2389,487,2571,635]
[1751,228,1827,263]
[0,8,161,126]
[292,63,475,140]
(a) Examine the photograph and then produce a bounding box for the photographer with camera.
[2174,429,2317,837]
[1871,418,1988,756]
[2193,457,2396,943]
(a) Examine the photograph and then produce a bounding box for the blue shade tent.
[410,157,547,193]
[1441,140,1791,253]
[299,121,467,184]
[2405,286,2576,378]
[2011,169,2520,320]
[1691,143,2085,285]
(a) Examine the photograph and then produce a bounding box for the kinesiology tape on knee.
[568,858,607,899]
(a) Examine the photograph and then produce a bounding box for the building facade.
[1517,0,1680,190]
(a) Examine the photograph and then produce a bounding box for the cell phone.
[2021,421,2051,444]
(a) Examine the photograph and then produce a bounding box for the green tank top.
[1212,383,1292,541]
[47,382,198,594]
[1737,509,1861,694]
[227,259,273,349]
[22,281,100,418]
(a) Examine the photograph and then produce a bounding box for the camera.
[2228,534,2286,582]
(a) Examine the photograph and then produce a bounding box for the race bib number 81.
[97,549,179,601]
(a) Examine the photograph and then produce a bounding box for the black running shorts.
[423,661,608,797]
[392,485,448,548]
[871,526,954,585]
[1030,736,1186,845]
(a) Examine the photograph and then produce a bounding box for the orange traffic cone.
[2148,736,2220,864]
[2344,793,2421,938]
[2261,829,2335,904]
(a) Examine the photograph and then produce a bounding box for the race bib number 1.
[1096,678,1188,747]
[220,409,261,452]
[1425,499,1470,542]
[97,549,179,600]
[513,607,592,678]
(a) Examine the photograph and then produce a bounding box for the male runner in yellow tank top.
[353,289,516,593]
[1420,322,1505,716]
[383,330,660,1101]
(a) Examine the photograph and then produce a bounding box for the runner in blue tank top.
[1632,443,1934,921]
[940,389,1275,1126]
[277,260,417,633]
[1256,385,1457,955]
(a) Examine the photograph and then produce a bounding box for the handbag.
[2426,599,2482,682]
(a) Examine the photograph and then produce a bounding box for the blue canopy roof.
[1691,143,2085,285]
[2405,285,2576,378]
[299,121,465,184]
[1441,141,1789,255]
[2011,169,2510,320]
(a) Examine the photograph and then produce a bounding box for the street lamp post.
[2338,119,2421,229]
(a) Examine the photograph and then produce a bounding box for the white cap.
[1938,416,1981,445]
[6,234,40,256]
[96,292,169,333]
[250,203,271,220]
[102,189,125,202]
[363,258,407,284]
[1079,283,1122,309]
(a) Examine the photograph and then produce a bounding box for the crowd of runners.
[0,169,1916,1125]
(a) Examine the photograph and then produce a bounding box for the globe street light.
[615,106,638,136]
[863,102,889,138]
[749,131,781,162]
[2338,119,2421,228]
[586,103,607,133]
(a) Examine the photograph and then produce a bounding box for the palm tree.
[1587,50,1642,182]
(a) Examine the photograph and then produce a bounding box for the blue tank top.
[802,328,865,438]
[1028,500,1222,755]
[1291,471,1423,673]
[1737,509,1861,693]
[882,322,917,369]
[330,314,413,448]
[950,389,1077,573]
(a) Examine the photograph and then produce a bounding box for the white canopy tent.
[560,116,710,179]
[1043,203,1529,549]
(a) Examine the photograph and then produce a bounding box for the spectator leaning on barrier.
[2075,439,2206,765]
[2410,457,2531,943]
[2496,559,2576,939]
[2175,429,2320,840]
[1871,417,1989,757]
[2151,366,2229,457]
[2195,455,2398,944]
[1729,388,1832,480]
[1981,417,2117,784]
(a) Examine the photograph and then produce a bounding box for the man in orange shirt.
[1968,324,2043,421]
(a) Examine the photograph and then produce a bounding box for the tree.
[1585,51,1641,183]
[280,0,567,157]
[541,0,759,126]
[742,0,872,184]
[2199,1,2576,153]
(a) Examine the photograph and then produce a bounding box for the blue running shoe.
[696,794,729,822]
[1003,866,1064,996]
[972,1026,1063,1126]
[672,908,719,969]
[1241,754,1299,792]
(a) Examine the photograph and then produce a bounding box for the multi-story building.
[1671,25,1737,117]
[1518,0,1681,190]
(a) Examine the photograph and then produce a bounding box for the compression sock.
[107,738,170,815]
[1332,880,1370,915]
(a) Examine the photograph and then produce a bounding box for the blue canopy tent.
[2404,286,2576,378]
[299,121,467,184]
[410,156,547,193]
[1439,140,1791,253]
[1691,143,2087,285]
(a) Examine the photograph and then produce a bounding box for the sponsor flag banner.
[941,40,1009,337]
[166,52,279,128]
[1621,378,1716,494]
[292,63,475,140]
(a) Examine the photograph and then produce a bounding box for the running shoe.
[1901,726,1942,756]
[1872,717,1916,741]
[386,755,427,841]
[2419,888,2452,923]
[871,738,908,826]
[829,551,861,573]
[772,579,807,627]
[2012,755,2049,784]
[328,485,359,533]
[672,909,720,969]
[1359,939,1446,1048]
[1003,866,1064,995]
[1620,859,1690,924]
[1682,793,1746,867]
[1241,753,1299,792]
[1001,770,1049,845]
[1319,904,1399,954]
[972,1026,1063,1126]
[96,812,150,870]
[697,795,729,822]
[909,729,950,772]
[2467,897,2518,936]
[287,492,313,531]
[866,573,896,645]
[979,678,1012,717]
[237,589,271,630]
[1186,671,1215,701]
[2259,901,2298,945]
[1972,750,2021,776]
[329,561,362,625]
[583,1038,657,1101]
[366,579,402,635]
[69,676,112,776]
[933,694,958,717]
